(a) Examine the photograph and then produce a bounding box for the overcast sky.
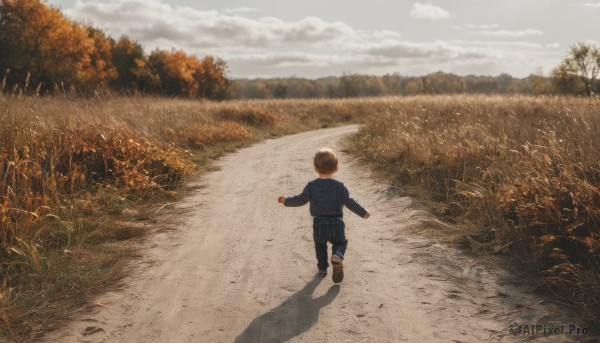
[48,0,600,79]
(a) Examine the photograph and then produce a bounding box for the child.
[278,148,370,283]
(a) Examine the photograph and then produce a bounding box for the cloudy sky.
[48,0,600,79]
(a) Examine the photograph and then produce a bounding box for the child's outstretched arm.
[340,183,370,219]
[278,184,311,206]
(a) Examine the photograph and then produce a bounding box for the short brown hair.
[314,148,338,174]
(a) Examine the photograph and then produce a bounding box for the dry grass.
[5,93,598,340]
[0,94,369,341]
[346,95,600,323]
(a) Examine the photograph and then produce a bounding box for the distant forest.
[231,73,560,99]
[232,40,600,99]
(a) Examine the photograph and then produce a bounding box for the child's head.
[314,148,338,175]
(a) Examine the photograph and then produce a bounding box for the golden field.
[346,95,600,324]
[0,94,365,340]
[1,93,599,340]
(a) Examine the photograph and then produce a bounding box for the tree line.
[232,73,538,99]
[232,43,600,99]
[0,0,229,98]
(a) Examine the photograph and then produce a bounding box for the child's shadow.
[234,275,340,343]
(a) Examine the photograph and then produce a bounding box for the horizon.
[229,71,542,81]
[48,0,600,79]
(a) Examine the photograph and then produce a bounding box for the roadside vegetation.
[346,95,600,325]
[0,93,371,341]
[2,89,599,340]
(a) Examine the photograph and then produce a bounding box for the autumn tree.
[267,82,288,98]
[381,73,404,94]
[403,80,421,95]
[552,64,583,94]
[0,0,107,91]
[85,26,118,88]
[288,78,321,98]
[111,35,158,92]
[363,76,388,96]
[496,73,514,93]
[554,43,600,95]
[339,73,361,97]
[422,72,465,94]
[149,49,228,99]
[529,73,554,95]
[195,56,229,99]
[149,49,199,97]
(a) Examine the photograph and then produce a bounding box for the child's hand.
[278,196,286,204]
[363,212,371,219]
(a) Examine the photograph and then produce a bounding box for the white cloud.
[409,3,450,20]
[64,0,409,77]
[67,0,362,48]
[582,39,600,47]
[223,7,260,14]
[475,28,544,38]
[356,39,562,77]
[583,2,600,8]
[462,24,543,38]
[362,40,487,60]
[465,24,500,30]
[62,0,560,78]
[229,52,399,79]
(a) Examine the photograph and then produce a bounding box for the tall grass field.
[346,95,600,324]
[0,93,365,340]
[1,93,599,340]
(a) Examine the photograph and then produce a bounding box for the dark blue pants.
[312,217,348,271]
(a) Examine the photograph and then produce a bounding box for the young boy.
[278,148,370,283]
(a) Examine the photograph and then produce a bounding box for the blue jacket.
[284,178,367,218]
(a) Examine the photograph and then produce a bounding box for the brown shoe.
[331,255,344,283]
[318,269,328,276]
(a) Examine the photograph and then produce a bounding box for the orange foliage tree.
[149,49,229,99]
[86,26,118,88]
[0,0,112,91]
[149,49,199,97]
[0,0,230,97]
[196,56,229,99]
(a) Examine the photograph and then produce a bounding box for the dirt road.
[45,125,585,342]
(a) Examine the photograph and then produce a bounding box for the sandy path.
[45,125,586,343]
